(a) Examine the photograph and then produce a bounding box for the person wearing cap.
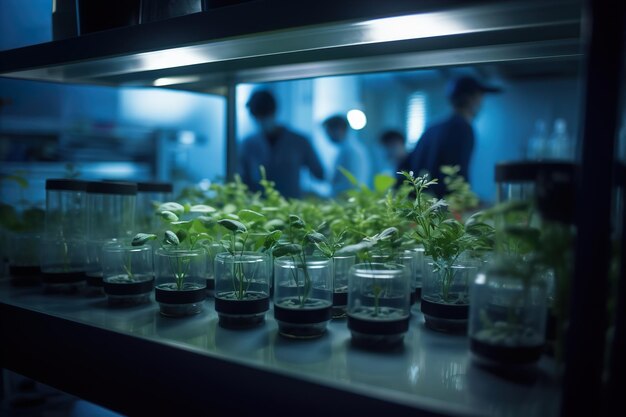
[323,114,371,196]
[399,76,501,197]
[239,89,325,199]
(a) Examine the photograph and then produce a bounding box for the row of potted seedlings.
[3,165,568,373]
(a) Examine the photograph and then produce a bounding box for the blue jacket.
[239,127,324,199]
[399,113,474,197]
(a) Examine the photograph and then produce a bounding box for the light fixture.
[347,109,367,130]
[139,46,209,72]
[153,76,202,87]
[178,131,196,145]
[360,11,468,43]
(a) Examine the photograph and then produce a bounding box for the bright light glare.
[179,131,196,145]
[475,273,486,285]
[140,47,209,72]
[361,12,467,43]
[153,76,201,87]
[347,109,367,130]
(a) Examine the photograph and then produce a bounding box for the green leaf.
[264,219,285,230]
[336,240,375,255]
[373,174,396,193]
[273,244,302,257]
[164,230,180,246]
[306,232,327,244]
[218,218,247,233]
[238,209,265,223]
[175,229,188,243]
[222,203,237,214]
[338,167,359,187]
[189,204,216,214]
[170,220,193,230]
[132,233,157,246]
[289,215,305,229]
[160,210,179,222]
[263,230,282,249]
[195,216,216,230]
[375,227,398,241]
[157,202,185,215]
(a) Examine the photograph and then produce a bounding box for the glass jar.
[135,182,173,233]
[347,263,410,349]
[372,251,418,305]
[274,257,332,339]
[85,181,137,292]
[41,179,88,291]
[331,254,355,318]
[204,242,223,296]
[469,259,548,369]
[495,162,538,204]
[408,246,425,300]
[421,256,476,333]
[154,248,207,317]
[214,252,270,328]
[102,241,154,306]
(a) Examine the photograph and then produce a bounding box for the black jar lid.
[495,161,576,183]
[137,182,173,193]
[45,179,89,191]
[86,181,137,195]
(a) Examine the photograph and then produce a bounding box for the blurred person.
[379,130,407,175]
[399,76,501,197]
[239,90,324,198]
[323,114,370,196]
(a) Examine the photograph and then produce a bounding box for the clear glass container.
[204,242,224,296]
[347,263,410,349]
[44,179,88,239]
[408,246,425,300]
[135,182,173,233]
[495,162,538,204]
[39,237,87,292]
[421,256,476,333]
[154,248,207,317]
[102,241,154,306]
[469,259,548,369]
[40,179,89,290]
[214,252,270,328]
[331,254,355,318]
[273,257,332,338]
[373,251,418,305]
[85,181,137,291]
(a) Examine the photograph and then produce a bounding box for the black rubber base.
[86,275,103,287]
[104,277,154,296]
[205,278,215,291]
[348,315,410,335]
[155,286,206,304]
[470,338,544,365]
[274,304,332,324]
[215,294,269,315]
[415,287,422,301]
[218,313,266,329]
[421,298,469,320]
[424,315,467,333]
[277,321,328,339]
[350,331,406,350]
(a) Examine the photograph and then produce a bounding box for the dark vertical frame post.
[561,2,626,416]
[226,83,238,180]
[607,162,626,413]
